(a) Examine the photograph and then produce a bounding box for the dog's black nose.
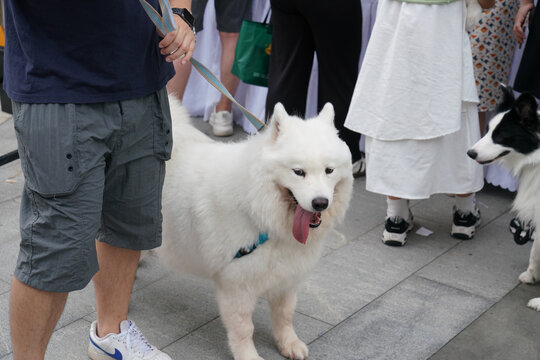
[467,149,478,160]
[312,197,329,211]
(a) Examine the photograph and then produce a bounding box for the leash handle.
[137,0,264,130]
[139,0,177,34]
[190,57,265,131]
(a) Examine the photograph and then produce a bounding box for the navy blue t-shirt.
[3,0,175,104]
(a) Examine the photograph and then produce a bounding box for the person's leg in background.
[209,0,252,136]
[265,0,314,120]
[302,0,364,175]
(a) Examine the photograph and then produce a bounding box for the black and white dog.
[468,85,540,311]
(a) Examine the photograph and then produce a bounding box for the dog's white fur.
[158,96,353,359]
[469,111,540,312]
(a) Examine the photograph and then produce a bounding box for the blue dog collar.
[234,233,269,259]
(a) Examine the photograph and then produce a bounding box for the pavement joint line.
[161,315,221,350]
[426,281,522,360]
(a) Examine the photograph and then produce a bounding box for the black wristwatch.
[171,8,195,33]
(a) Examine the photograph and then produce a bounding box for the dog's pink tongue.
[293,205,314,244]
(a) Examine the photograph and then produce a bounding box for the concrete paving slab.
[0,293,10,358]
[306,275,492,360]
[44,319,93,360]
[0,225,20,285]
[296,219,461,325]
[335,179,388,244]
[430,283,540,360]
[417,212,531,300]
[0,280,9,296]
[87,273,222,350]
[164,299,332,360]
[0,198,20,248]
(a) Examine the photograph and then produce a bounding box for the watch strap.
[171,8,195,32]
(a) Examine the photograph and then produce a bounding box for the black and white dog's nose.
[467,149,478,160]
[312,197,329,211]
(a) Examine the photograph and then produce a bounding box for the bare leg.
[216,31,241,113]
[478,111,486,135]
[92,241,140,337]
[216,288,261,360]
[268,289,308,359]
[10,277,68,360]
[167,60,192,101]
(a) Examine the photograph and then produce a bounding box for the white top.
[344,0,479,141]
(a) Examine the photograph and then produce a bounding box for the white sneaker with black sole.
[88,320,172,360]
[382,212,414,246]
[451,206,481,240]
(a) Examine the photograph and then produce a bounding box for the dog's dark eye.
[293,169,305,177]
[325,168,334,174]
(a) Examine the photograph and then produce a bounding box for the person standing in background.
[167,0,252,136]
[513,0,539,98]
[470,0,519,132]
[265,0,365,177]
[344,0,494,246]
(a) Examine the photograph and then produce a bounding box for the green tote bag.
[232,14,272,87]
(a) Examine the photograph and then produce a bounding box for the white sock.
[455,194,476,213]
[386,197,410,219]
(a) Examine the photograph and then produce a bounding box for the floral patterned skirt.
[469,0,518,112]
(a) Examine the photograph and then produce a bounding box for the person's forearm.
[477,0,495,9]
[519,0,534,6]
[170,0,191,11]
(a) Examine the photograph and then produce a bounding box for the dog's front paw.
[519,270,537,284]
[279,339,308,360]
[527,297,540,311]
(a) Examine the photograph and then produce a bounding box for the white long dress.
[344,0,484,199]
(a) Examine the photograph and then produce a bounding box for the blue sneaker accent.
[89,335,123,360]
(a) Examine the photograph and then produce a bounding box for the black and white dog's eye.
[325,168,334,174]
[293,169,305,177]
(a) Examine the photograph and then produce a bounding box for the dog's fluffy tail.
[168,94,191,125]
[168,94,213,144]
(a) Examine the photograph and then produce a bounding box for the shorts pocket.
[13,102,82,197]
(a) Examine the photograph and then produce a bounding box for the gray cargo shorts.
[192,0,252,33]
[12,88,172,292]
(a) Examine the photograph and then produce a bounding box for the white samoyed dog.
[158,96,353,360]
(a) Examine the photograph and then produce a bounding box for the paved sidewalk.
[0,113,538,360]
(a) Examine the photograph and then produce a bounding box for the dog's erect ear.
[514,93,539,132]
[317,103,335,126]
[268,103,288,140]
[497,83,515,113]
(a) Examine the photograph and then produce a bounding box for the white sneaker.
[88,320,172,360]
[382,211,414,246]
[451,206,481,240]
[209,106,233,137]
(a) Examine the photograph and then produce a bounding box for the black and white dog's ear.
[497,83,515,112]
[514,92,539,132]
